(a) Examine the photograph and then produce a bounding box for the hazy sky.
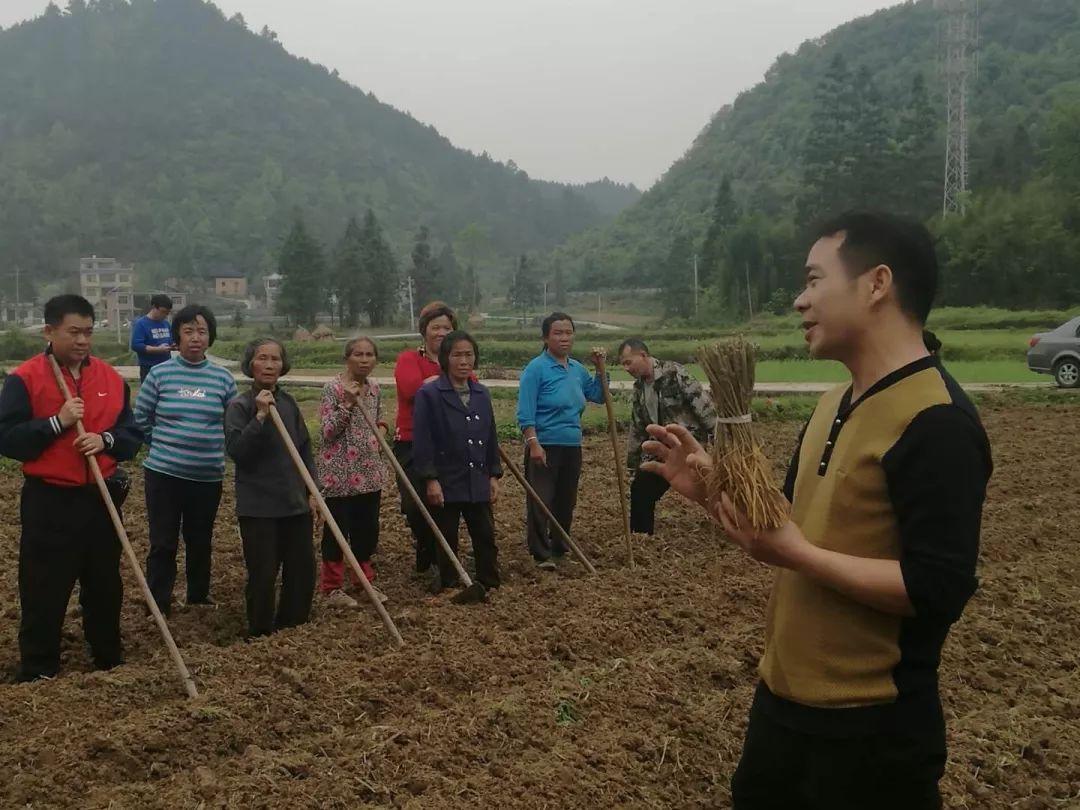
[1,0,898,188]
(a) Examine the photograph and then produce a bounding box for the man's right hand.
[640,424,712,506]
[528,439,547,468]
[58,397,85,429]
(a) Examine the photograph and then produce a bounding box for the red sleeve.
[394,351,425,404]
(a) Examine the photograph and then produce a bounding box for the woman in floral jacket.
[317,337,389,607]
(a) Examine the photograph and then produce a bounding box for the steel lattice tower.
[938,0,975,216]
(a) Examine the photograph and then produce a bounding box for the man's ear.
[865,263,894,307]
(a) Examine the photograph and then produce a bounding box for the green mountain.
[0,0,639,298]
[556,0,1080,312]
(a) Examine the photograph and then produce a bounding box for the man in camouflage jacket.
[618,338,715,534]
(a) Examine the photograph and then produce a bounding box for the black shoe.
[16,670,57,684]
[93,657,124,672]
[186,596,215,606]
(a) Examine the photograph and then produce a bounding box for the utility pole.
[692,254,699,317]
[406,276,416,334]
[597,291,601,319]
[745,262,754,320]
[543,281,548,311]
[938,0,975,216]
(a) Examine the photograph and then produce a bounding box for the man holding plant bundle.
[618,337,715,535]
[642,213,992,810]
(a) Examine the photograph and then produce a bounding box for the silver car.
[1027,315,1080,388]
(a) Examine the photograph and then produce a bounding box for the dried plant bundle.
[697,339,788,531]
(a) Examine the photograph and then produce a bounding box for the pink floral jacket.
[316,376,388,498]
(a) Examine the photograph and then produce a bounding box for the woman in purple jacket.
[412,331,502,593]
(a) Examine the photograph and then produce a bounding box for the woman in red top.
[393,301,457,574]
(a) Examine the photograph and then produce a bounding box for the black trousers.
[432,501,500,589]
[321,491,381,564]
[731,692,945,810]
[629,470,671,535]
[523,445,581,561]
[393,440,437,572]
[144,468,223,613]
[17,477,123,680]
[238,514,315,638]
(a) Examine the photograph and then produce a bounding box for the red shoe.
[358,561,376,584]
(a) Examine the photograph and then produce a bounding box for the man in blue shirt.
[130,294,175,381]
[516,312,604,569]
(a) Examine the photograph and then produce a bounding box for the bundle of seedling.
[697,338,788,531]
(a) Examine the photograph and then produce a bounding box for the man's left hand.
[590,346,607,368]
[715,491,808,569]
[74,432,105,457]
[490,477,500,504]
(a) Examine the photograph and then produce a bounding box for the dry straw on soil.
[697,338,788,531]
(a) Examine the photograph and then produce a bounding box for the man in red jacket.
[0,295,142,682]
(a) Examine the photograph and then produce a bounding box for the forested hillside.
[0,0,639,301]
[556,0,1080,315]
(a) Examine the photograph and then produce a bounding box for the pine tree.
[276,216,326,327]
[359,209,397,327]
[700,176,739,287]
[553,258,567,306]
[660,233,694,319]
[437,243,460,305]
[507,255,540,324]
[410,225,442,308]
[799,53,856,224]
[850,66,892,208]
[332,215,365,327]
[462,263,482,313]
[896,72,940,217]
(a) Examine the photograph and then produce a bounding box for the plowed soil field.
[0,403,1077,808]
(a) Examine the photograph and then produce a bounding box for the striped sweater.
[134,356,238,482]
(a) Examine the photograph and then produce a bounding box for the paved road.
[108,366,1051,396]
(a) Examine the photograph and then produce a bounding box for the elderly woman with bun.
[225,338,317,638]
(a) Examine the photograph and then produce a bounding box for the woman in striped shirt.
[134,305,237,617]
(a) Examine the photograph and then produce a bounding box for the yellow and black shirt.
[756,355,992,735]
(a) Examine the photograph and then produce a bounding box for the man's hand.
[716,491,805,568]
[490,477,500,504]
[590,346,607,369]
[74,432,105,456]
[528,439,547,468]
[640,423,712,506]
[58,397,85,429]
[426,479,444,507]
[254,389,275,421]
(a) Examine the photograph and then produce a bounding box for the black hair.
[149,294,173,311]
[344,335,379,360]
[618,337,650,356]
[438,330,480,374]
[170,304,218,346]
[241,338,291,378]
[44,294,95,327]
[922,329,942,355]
[541,311,575,338]
[418,301,459,336]
[814,212,938,325]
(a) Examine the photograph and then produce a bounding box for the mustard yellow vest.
[759,365,956,708]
